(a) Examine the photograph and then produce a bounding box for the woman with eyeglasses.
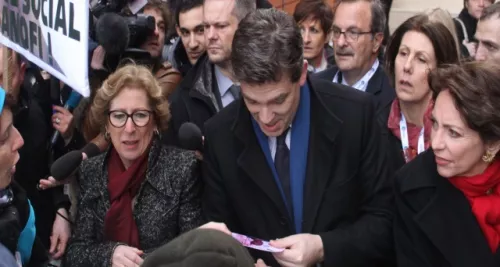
[64,65,204,267]
[378,14,460,171]
[0,87,48,266]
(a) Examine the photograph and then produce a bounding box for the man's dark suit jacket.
[162,54,219,147]
[394,150,500,267]
[202,76,394,266]
[314,65,395,111]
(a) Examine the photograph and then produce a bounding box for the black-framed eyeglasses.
[108,110,153,128]
[331,28,373,42]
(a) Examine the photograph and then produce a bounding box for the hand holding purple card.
[231,233,284,253]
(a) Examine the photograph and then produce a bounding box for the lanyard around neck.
[399,112,425,162]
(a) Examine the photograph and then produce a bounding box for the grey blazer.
[64,139,204,267]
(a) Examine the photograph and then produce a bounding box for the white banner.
[0,0,89,97]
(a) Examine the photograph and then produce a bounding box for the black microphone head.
[50,150,83,181]
[96,13,130,55]
[178,122,203,151]
[81,143,102,158]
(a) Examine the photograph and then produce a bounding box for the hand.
[270,234,324,267]
[50,208,71,259]
[111,245,144,267]
[91,46,106,70]
[198,222,231,235]
[38,176,72,190]
[194,151,203,161]
[255,259,270,267]
[463,41,477,58]
[52,106,74,139]
[194,136,205,160]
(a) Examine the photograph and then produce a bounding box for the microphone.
[49,143,103,181]
[50,150,82,181]
[178,122,203,151]
[81,142,101,159]
[95,13,130,55]
[50,90,82,146]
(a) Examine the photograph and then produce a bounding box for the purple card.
[231,233,284,253]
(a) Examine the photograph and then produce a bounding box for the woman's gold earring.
[104,131,110,141]
[482,151,495,163]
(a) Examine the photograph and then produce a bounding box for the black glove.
[0,204,21,254]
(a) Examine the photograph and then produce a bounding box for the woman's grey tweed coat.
[64,139,204,266]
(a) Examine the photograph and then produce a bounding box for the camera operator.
[1,46,71,261]
[91,0,181,97]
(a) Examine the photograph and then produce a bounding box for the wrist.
[57,207,68,217]
[313,234,324,263]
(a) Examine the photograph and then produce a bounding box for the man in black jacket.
[314,0,394,111]
[162,0,258,146]
[167,0,207,77]
[202,9,394,267]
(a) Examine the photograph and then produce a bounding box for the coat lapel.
[232,101,294,230]
[314,66,338,83]
[95,152,111,211]
[365,67,383,96]
[302,78,342,233]
[405,152,496,267]
[187,55,220,113]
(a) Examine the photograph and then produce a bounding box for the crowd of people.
[1,0,500,266]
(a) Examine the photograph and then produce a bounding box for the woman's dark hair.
[384,14,460,87]
[429,61,500,144]
[293,0,333,35]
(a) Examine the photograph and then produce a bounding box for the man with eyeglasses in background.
[315,0,394,110]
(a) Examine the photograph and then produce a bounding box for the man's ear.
[372,32,384,53]
[176,26,182,37]
[19,62,27,82]
[299,60,308,86]
[325,30,332,45]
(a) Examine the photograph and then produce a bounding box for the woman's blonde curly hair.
[88,64,171,134]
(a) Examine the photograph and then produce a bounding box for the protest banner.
[0,0,89,97]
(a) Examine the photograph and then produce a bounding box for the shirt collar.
[214,65,234,97]
[333,58,379,91]
[307,52,328,73]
